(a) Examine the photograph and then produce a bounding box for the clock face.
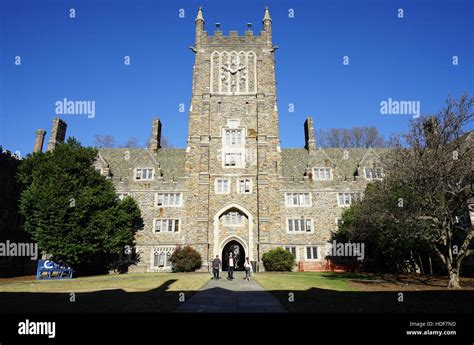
[220,55,247,92]
[210,51,256,94]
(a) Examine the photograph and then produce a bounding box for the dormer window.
[134,168,154,181]
[364,167,384,180]
[312,167,332,180]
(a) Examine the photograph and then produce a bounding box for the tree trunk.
[418,254,424,274]
[428,256,433,275]
[447,268,461,289]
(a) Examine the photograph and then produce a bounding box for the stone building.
[36,8,392,273]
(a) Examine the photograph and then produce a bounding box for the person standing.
[212,255,221,280]
[227,252,235,280]
[244,257,252,281]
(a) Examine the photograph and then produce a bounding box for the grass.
[254,271,372,292]
[0,272,210,312]
[253,271,474,312]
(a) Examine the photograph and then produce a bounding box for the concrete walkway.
[175,271,286,313]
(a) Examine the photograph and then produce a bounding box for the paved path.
[175,271,286,313]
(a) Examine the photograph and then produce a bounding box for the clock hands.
[221,64,246,75]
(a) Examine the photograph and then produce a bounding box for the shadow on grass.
[269,287,474,313]
[1,278,474,313]
[319,272,376,280]
[0,279,178,313]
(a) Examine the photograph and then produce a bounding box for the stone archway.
[213,203,254,261]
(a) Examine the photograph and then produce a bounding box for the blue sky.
[0,0,473,155]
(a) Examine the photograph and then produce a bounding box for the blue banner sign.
[36,260,74,280]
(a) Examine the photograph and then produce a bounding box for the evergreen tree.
[18,138,143,275]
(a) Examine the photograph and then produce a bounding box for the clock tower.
[184,7,282,267]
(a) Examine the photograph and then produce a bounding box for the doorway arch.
[222,240,245,271]
[213,202,254,261]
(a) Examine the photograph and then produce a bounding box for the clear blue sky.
[1,0,473,155]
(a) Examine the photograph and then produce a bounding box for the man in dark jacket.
[212,255,221,280]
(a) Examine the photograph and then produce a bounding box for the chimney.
[304,117,316,152]
[149,118,162,151]
[33,129,46,153]
[47,118,67,152]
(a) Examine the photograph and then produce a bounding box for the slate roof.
[98,148,186,180]
[97,146,390,180]
[281,147,390,179]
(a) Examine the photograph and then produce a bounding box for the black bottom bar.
[0,313,472,345]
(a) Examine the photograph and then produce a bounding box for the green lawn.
[0,272,210,312]
[255,272,370,292]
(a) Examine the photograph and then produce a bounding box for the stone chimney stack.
[33,129,46,153]
[304,117,316,152]
[149,118,162,151]
[47,118,67,152]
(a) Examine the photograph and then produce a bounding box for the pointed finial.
[195,6,204,22]
[263,6,272,22]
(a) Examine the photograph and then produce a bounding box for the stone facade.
[36,8,393,273]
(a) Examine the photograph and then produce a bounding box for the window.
[224,153,243,167]
[134,168,154,181]
[312,168,332,180]
[237,178,252,194]
[224,129,243,147]
[152,247,173,268]
[306,246,319,260]
[222,126,245,168]
[287,219,313,233]
[117,193,130,201]
[215,178,230,194]
[285,246,297,258]
[364,167,384,180]
[224,212,243,226]
[337,192,361,207]
[154,219,180,233]
[285,193,311,207]
[156,193,182,207]
[153,252,159,267]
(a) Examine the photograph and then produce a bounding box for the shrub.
[169,246,202,272]
[262,247,295,271]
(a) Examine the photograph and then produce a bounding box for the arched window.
[159,252,166,267]
[153,252,159,267]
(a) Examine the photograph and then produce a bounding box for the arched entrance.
[222,240,245,271]
[213,202,254,262]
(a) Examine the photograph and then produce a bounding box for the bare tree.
[122,137,139,148]
[160,135,171,148]
[146,134,171,148]
[94,135,115,148]
[365,127,384,147]
[343,94,474,288]
[387,94,474,288]
[316,127,385,148]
